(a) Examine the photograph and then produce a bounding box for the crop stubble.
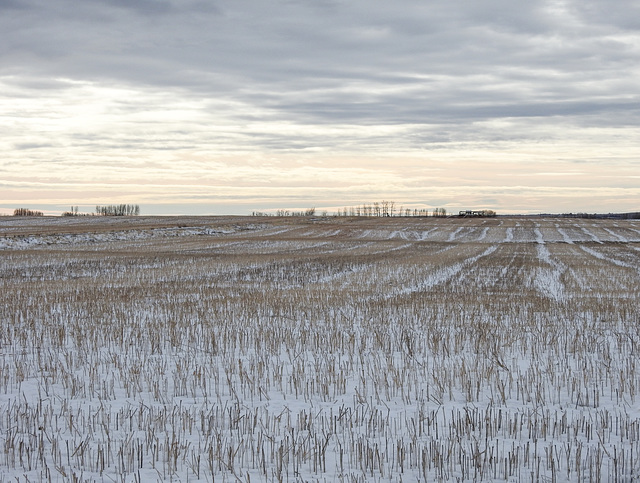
[1,216,640,482]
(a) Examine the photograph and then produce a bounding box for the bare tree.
[13,208,43,216]
[96,204,141,216]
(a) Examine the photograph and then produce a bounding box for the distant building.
[458,210,496,217]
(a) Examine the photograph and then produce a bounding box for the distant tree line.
[337,200,399,217]
[254,202,460,218]
[278,208,317,217]
[62,206,80,216]
[62,205,141,216]
[12,205,142,217]
[252,208,320,217]
[95,204,140,216]
[335,201,451,218]
[13,208,44,217]
[561,212,640,220]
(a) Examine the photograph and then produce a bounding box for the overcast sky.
[2,0,639,215]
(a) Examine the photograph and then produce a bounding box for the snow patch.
[581,227,603,244]
[447,226,464,242]
[398,246,498,296]
[556,225,574,244]
[504,227,514,242]
[602,227,628,242]
[580,245,636,270]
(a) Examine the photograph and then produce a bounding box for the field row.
[2,216,640,249]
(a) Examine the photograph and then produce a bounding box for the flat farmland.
[1,216,640,482]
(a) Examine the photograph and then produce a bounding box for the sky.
[1,0,639,216]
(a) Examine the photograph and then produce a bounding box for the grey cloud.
[4,77,78,91]
[570,0,640,30]
[1,0,639,152]
[13,142,56,150]
[0,0,28,10]
[93,0,176,16]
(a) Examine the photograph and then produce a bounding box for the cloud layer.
[1,0,639,214]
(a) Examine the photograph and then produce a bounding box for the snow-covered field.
[1,216,640,482]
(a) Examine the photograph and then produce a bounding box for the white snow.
[581,226,603,243]
[555,224,574,244]
[602,227,629,242]
[504,227,514,242]
[447,226,464,241]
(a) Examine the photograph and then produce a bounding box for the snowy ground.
[1,216,639,482]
